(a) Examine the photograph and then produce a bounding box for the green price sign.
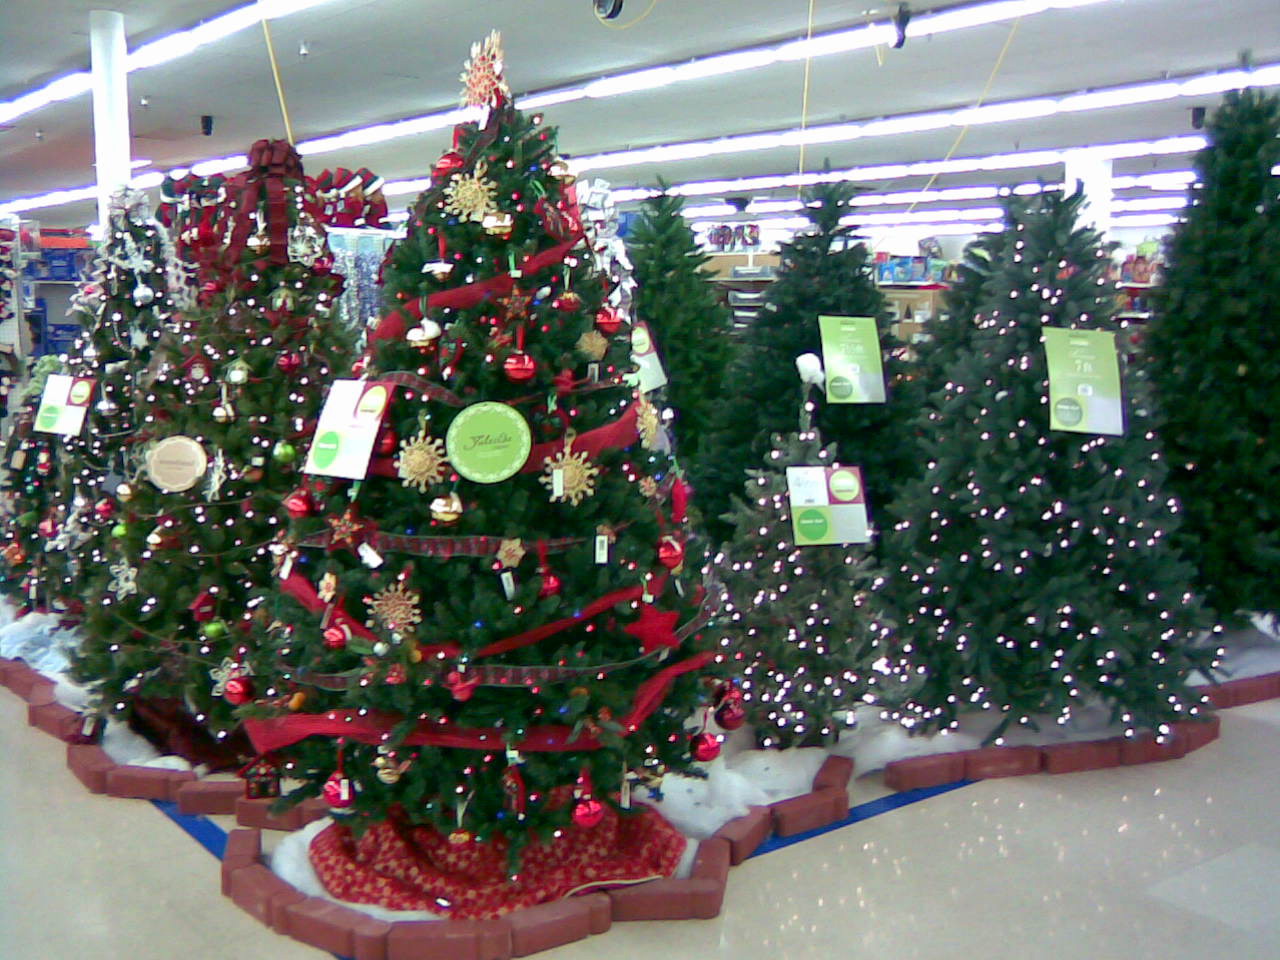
[446,402,532,484]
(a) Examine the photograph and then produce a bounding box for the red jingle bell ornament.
[690,732,721,762]
[323,623,351,650]
[283,489,314,519]
[446,669,479,701]
[595,305,623,336]
[572,797,605,829]
[37,517,59,539]
[714,697,747,731]
[657,536,685,571]
[538,570,562,598]
[276,351,303,375]
[223,675,254,705]
[503,352,537,382]
[553,291,583,313]
[434,151,465,180]
[93,499,117,522]
[322,771,354,809]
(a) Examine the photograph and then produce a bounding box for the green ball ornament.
[111,522,129,538]
[17,511,39,528]
[201,620,229,640]
[272,441,297,464]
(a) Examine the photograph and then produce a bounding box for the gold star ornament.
[395,431,449,492]
[369,582,422,635]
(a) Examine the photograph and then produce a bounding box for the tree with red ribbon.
[244,37,721,880]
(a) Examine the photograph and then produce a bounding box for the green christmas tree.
[887,191,1215,740]
[912,231,1005,400]
[627,188,732,471]
[697,180,915,543]
[715,354,893,748]
[46,188,185,609]
[1145,88,1280,622]
[70,141,352,764]
[241,38,718,881]
[0,355,65,608]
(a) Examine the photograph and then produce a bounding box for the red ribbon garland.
[243,649,714,755]
[224,139,305,270]
[370,236,583,344]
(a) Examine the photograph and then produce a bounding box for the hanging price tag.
[500,570,516,600]
[552,468,565,499]
[81,716,97,738]
[357,542,384,568]
[594,535,610,564]
[278,554,294,580]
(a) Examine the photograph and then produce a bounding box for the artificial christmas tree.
[241,35,719,916]
[715,354,893,748]
[70,141,352,765]
[45,188,187,606]
[627,187,732,470]
[697,180,915,543]
[0,355,65,608]
[1145,89,1280,621]
[888,191,1215,739]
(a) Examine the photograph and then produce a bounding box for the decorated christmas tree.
[1145,89,1280,621]
[715,353,893,748]
[627,187,732,471]
[241,35,719,915]
[69,141,352,764]
[697,181,915,543]
[0,355,66,608]
[887,191,1215,740]
[45,188,188,608]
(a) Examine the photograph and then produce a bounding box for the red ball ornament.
[539,571,562,598]
[376,429,398,457]
[572,797,605,829]
[595,306,623,336]
[503,352,537,382]
[276,351,303,375]
[322,624,350,650]
[223,676,254,705]
[434,151,466,179]
[690,732,721,762]
[93,499,117,522]
[657,536,685,570]
[283,489,314,519]
[553,291,583,313]
[714,698,747,731]
[37,517,59,539]
[322,772,354,809]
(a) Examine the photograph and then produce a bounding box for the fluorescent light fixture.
[131,158,153,169]
[298,108,478,156]
[1111,213,1181,228]
[573,61,1277,173]
[190,155,248,177]
[1112,171,1196,191]
[1110,196,1185,213]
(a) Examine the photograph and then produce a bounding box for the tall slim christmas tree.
[70,141,352,764]
[627,188,732,471]
[1145,89,1280,621]
[887,191,1214,739]
[242,36,718,915]
[46,188,187,608]
[697,181,914,543]
[715,354,893,748]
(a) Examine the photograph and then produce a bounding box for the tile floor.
[3,690,1278,960]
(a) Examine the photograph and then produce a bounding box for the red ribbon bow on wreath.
[224,139,306,270]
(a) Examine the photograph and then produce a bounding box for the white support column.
[89,10,131,229]
[1063,151,1114,236]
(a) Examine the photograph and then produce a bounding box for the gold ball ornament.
[116,482,134,502]
[430,492,465,524]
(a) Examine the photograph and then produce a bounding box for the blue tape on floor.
[750,779,974,857]
[151,799,229,859]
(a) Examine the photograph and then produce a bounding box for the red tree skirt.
[310,804,685,920]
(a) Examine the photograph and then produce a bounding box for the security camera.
[1190,106,1206,130]
[726,197,751,213]
[200,114,214,136]
[594,0,625,20]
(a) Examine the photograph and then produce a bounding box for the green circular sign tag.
[829,469,861,502]
[1054,397,1084,427]
[796,508,830,543]
[446,402,532,484]
[36,405,61,431]
[311,430,341,470]
[828,376,854,400]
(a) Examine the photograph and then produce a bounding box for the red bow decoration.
[224,139,305,270]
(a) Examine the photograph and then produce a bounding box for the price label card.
[34,375,96,436]
[627,321,668,393]
[786,465,870,546]
[819,316,885,404]
[1044,327,1124,436]
[304,380,393,479]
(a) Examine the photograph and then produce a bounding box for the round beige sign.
[146,436,209,493]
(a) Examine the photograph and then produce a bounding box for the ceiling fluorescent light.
[1110,196,1185,213]
[1111,213,1180,228]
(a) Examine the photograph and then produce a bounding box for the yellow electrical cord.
[796,0,819,182]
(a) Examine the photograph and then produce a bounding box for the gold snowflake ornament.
[496,538,525,568]
[396,431,449,492]
[576,330,609,362]
[444,161,498,223]
[541,437,600,506]
[637,397,661,449]
[460,31,511,108]
[369,582,422,635]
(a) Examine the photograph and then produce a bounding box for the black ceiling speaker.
[594,0,625,20]
[1190,106,1207,130]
